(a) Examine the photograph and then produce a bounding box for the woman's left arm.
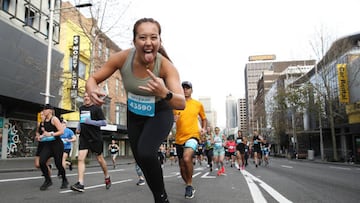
[50,116,64,136]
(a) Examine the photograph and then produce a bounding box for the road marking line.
[0,169,124,183]
[201,172,216,179]
[241,170,267,203]
[244,170,293,203]
[164,172,180,178]
[60,179,132,193]
[281,165,293,169]
[192,172,201,178]
[329,166,351,170]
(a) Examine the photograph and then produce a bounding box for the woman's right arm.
[86,50,129,105]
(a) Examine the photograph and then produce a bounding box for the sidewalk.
[0,156,135,173]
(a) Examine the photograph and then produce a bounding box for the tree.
[309,27,359,161]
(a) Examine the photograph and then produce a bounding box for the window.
[48,0,58,9]
[78,62,86,78]
[115,78,119,95]
[1,0,10,12]
[98,41,102,58]
[116,103,127,125]
[115,104,120,124]
[25,7,35,26]
[46,22,55,39]
[102,102,110,122]
[105,47,110,60]
[68,58,86,79]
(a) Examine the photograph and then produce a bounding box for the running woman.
[212,127,226,176]
[235,130,247,170]
[252,130,263,168]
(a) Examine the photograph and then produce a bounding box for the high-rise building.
[199,96,217,128]
[237,98,247,134]
[244,55,316,134]
[225,94,237,130]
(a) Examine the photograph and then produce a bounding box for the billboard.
[248,55,276,61]
[71,35,80,98]
[337,64,350,104]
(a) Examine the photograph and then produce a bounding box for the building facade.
[59,1,130,157]
[0,0,71,159]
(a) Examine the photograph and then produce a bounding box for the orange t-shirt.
[174,98,206,145]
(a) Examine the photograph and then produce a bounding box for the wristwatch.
[164,91,173,101]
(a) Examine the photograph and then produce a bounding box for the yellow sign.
[37,112,42,123]
[337,64,349,104]
[248,55,276,61]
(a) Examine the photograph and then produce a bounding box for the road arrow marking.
[201,172,216,179]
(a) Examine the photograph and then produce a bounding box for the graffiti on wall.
[7,123,19,156]
[5,120,37,158]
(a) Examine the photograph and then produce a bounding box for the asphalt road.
[0,158,359,203]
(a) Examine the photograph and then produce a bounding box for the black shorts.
[35,142,45,156]
[253,145,261,153]
[63,149,71,155]
[236,143,245,154]
[79,135,103,155]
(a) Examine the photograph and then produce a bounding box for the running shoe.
[221,166,225,173]
[185,185,196,199]
[40,180,52,191]
[160,192,169,203]
[61,179,69,189]
[105,177,111,189]
[70,182,85,192]
[136,179,145,186]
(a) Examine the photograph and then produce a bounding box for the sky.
[73,0,360,127]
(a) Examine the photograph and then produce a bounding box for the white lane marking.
[281,165,293,169]
[0,176,42,183]
[60,179,132,193]
[241,170,267,203]
[243,170,292,203]
[164,172,180,178]
[0,169,124,183]
[201,172,216,179]
[329,166,351,171]
[192,172,201,178]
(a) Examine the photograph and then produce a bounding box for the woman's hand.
[89,89,106,106]
[138,69,168,98]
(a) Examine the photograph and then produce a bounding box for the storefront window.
[6,119,37,158]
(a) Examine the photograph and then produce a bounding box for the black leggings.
[205,148,214,167]
[39,139,66,182]
[127,101,173,202]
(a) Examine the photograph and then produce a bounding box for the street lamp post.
[43,0,92,104]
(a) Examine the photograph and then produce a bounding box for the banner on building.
[337,64,350,104]
[71,35,80,99]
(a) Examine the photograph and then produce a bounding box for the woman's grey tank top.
[120,48,162,98]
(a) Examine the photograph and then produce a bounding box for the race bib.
[41,136,55,142]
[214,142,222,149]
[128,92,155,117]
[80,111,91,123]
